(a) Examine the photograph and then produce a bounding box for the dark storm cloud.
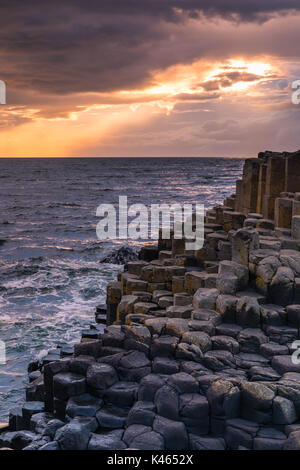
[0,1,299,96]
[2,1,299,22]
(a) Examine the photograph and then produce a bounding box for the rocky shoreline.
[1,150,300,450]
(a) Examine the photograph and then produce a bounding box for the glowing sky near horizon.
[0,1,299,157]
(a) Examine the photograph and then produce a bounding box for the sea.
[0,157,244,422]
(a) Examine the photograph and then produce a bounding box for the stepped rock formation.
[2,150,300,451]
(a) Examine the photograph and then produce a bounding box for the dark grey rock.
[238,328,268,354]
[211,423,229,442]
[119,351,151,381]
[123,424,152,446]
[212,335,239,354]
[152,357,180,375]
[285,424,300,436]
[241,382,275,424]
[88,431,126,450]
[215,323,243,338]
[216,295,237,323]
[283,431,300,450]
[225,426,253,450]
[86,363,118,394]
[69,356,95,375]
[53,398,67,420]
[287,305,300,327]
[66,393,103,418]
[74,340,102,358]
[272,355,300,375]
[130,431,165,450]
[248,366,280,382]
[225,418,259,450]
[206,379,240,419]
[8,407,24,432]
[43,358,70,412]
[155,385,179,420]
[29,412,50,434]
[22,401,45,429]
[191,308,222,326]
[188,320,215,336]
[236,297,261,328]
[216,368,247,380]
[26,375,45,402]
[235,352,270,370]
[68,416,98,433]
[23,438,51,451]
[127,401,155,427]
[180,361,211,377]
[269,267,294,306]
[124,338,150,356]
[198,375,219,393]
[182,331,212,352]
[53,372,86,401]
[138,374,166,401]
[266,325,298,345]
[175,342,203,362]
[179,393,209,419]
[55,422,91,450]
[165,318,189,337]
[179,393,209,435]
[261,304,287,327]
[253,437,285,450]
[43,419,65,439]
[104,381,138,407]
[189,435,226,450]
[28,370,41,383]
[0,431,36,450]
[167,372,199,394]
[101,331,125,349]
[151,336,179,358]
[260,342,289,358]
[257,427,286,439]
[100,346,125,357]
[226,418,259,436]
[98,351,126,369]
[39,441,60,450]
[122,324,151,345]
[96,406,127,429]
[145,317,167,336]
[82,329,101,340]
[273,396,297,425]
[203,350,235,371]
[153,415,188,450]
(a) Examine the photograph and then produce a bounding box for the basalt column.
[241,158,261,215]
[256,162,267,215]
[263,155,286,220]
[285,150,300,193]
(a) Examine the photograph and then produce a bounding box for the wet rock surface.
[2,151,300,450]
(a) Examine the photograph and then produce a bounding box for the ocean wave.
[44,202,81,208]
[78,241,103,253]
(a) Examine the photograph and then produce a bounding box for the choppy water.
[0,157,243,421]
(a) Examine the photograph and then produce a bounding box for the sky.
[0,0,300,157]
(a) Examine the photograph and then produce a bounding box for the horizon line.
[0,155,253,159]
